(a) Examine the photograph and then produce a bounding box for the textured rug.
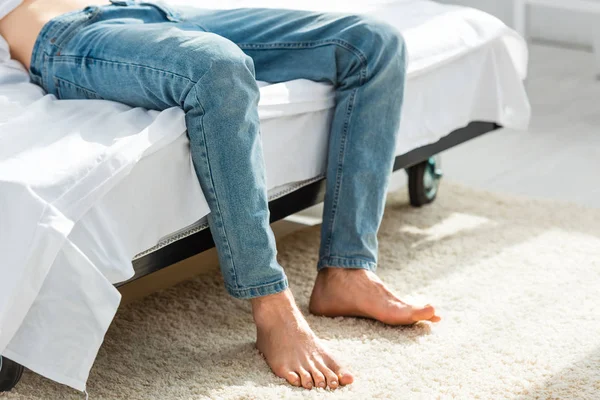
[4,183,600,399]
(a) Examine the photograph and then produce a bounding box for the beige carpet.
[4,183,600,399]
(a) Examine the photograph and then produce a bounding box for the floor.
[14,183,600,399]
[442,43,600,209]
[95,44,598,400]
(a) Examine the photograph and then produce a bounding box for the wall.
[436,0,599,48]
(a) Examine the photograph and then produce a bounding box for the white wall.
[436,0,599,48]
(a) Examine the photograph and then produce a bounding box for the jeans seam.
[237,39,369,85]
[323,88,359,258]
[50,55,197,84]
[190,82,240,289]
[54,76,104,99]
[42,53,48,90]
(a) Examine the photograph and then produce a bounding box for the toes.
[308,365,327,389]
[424,304,441,322]
[323,355,354,387]
[337,369,354,386]
[411,304,436,322]
[285,371,301,387]
[298,367,314,390]
[316,361,339,389]
[272,366,302,387]
[429,314,442,323]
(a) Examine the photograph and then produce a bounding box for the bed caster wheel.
[0,356,24,392]
[407,156,442,207]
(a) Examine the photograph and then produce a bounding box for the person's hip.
[29,1,180,94]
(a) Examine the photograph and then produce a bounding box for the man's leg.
[175,6,439,385]
[177,8,405,266]
[178,8,440,321]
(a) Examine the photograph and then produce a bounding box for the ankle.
[317,267,344,280]
[251,289,298,325]
[317,267,370,284]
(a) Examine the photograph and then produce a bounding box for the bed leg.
[406,155,442,207]
[0,356,24,392]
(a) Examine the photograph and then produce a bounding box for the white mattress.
[4,0,531,285]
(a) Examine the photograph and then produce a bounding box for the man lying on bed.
[0,0,440,390]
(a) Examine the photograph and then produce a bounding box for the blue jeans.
[29,0,407,299]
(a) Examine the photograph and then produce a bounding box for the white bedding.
[0,0,530,392]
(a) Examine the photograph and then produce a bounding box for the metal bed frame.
[0,120,500,392]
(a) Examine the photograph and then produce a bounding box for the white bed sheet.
[0,0,531,392]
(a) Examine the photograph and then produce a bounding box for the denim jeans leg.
[179,8,408,272]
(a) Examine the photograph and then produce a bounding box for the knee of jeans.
[182,34,259,105]
[206,34,256,79]
[342,16,407,76]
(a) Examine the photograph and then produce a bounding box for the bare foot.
[309,268,441,325]
[251,289,354,390]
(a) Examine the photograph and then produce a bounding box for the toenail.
[331,380,338,386]
[318,382,326,388]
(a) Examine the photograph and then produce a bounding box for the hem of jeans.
[317,256,377,272]
[225,277,289,299]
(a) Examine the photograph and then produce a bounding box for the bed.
[0,0,530,393]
